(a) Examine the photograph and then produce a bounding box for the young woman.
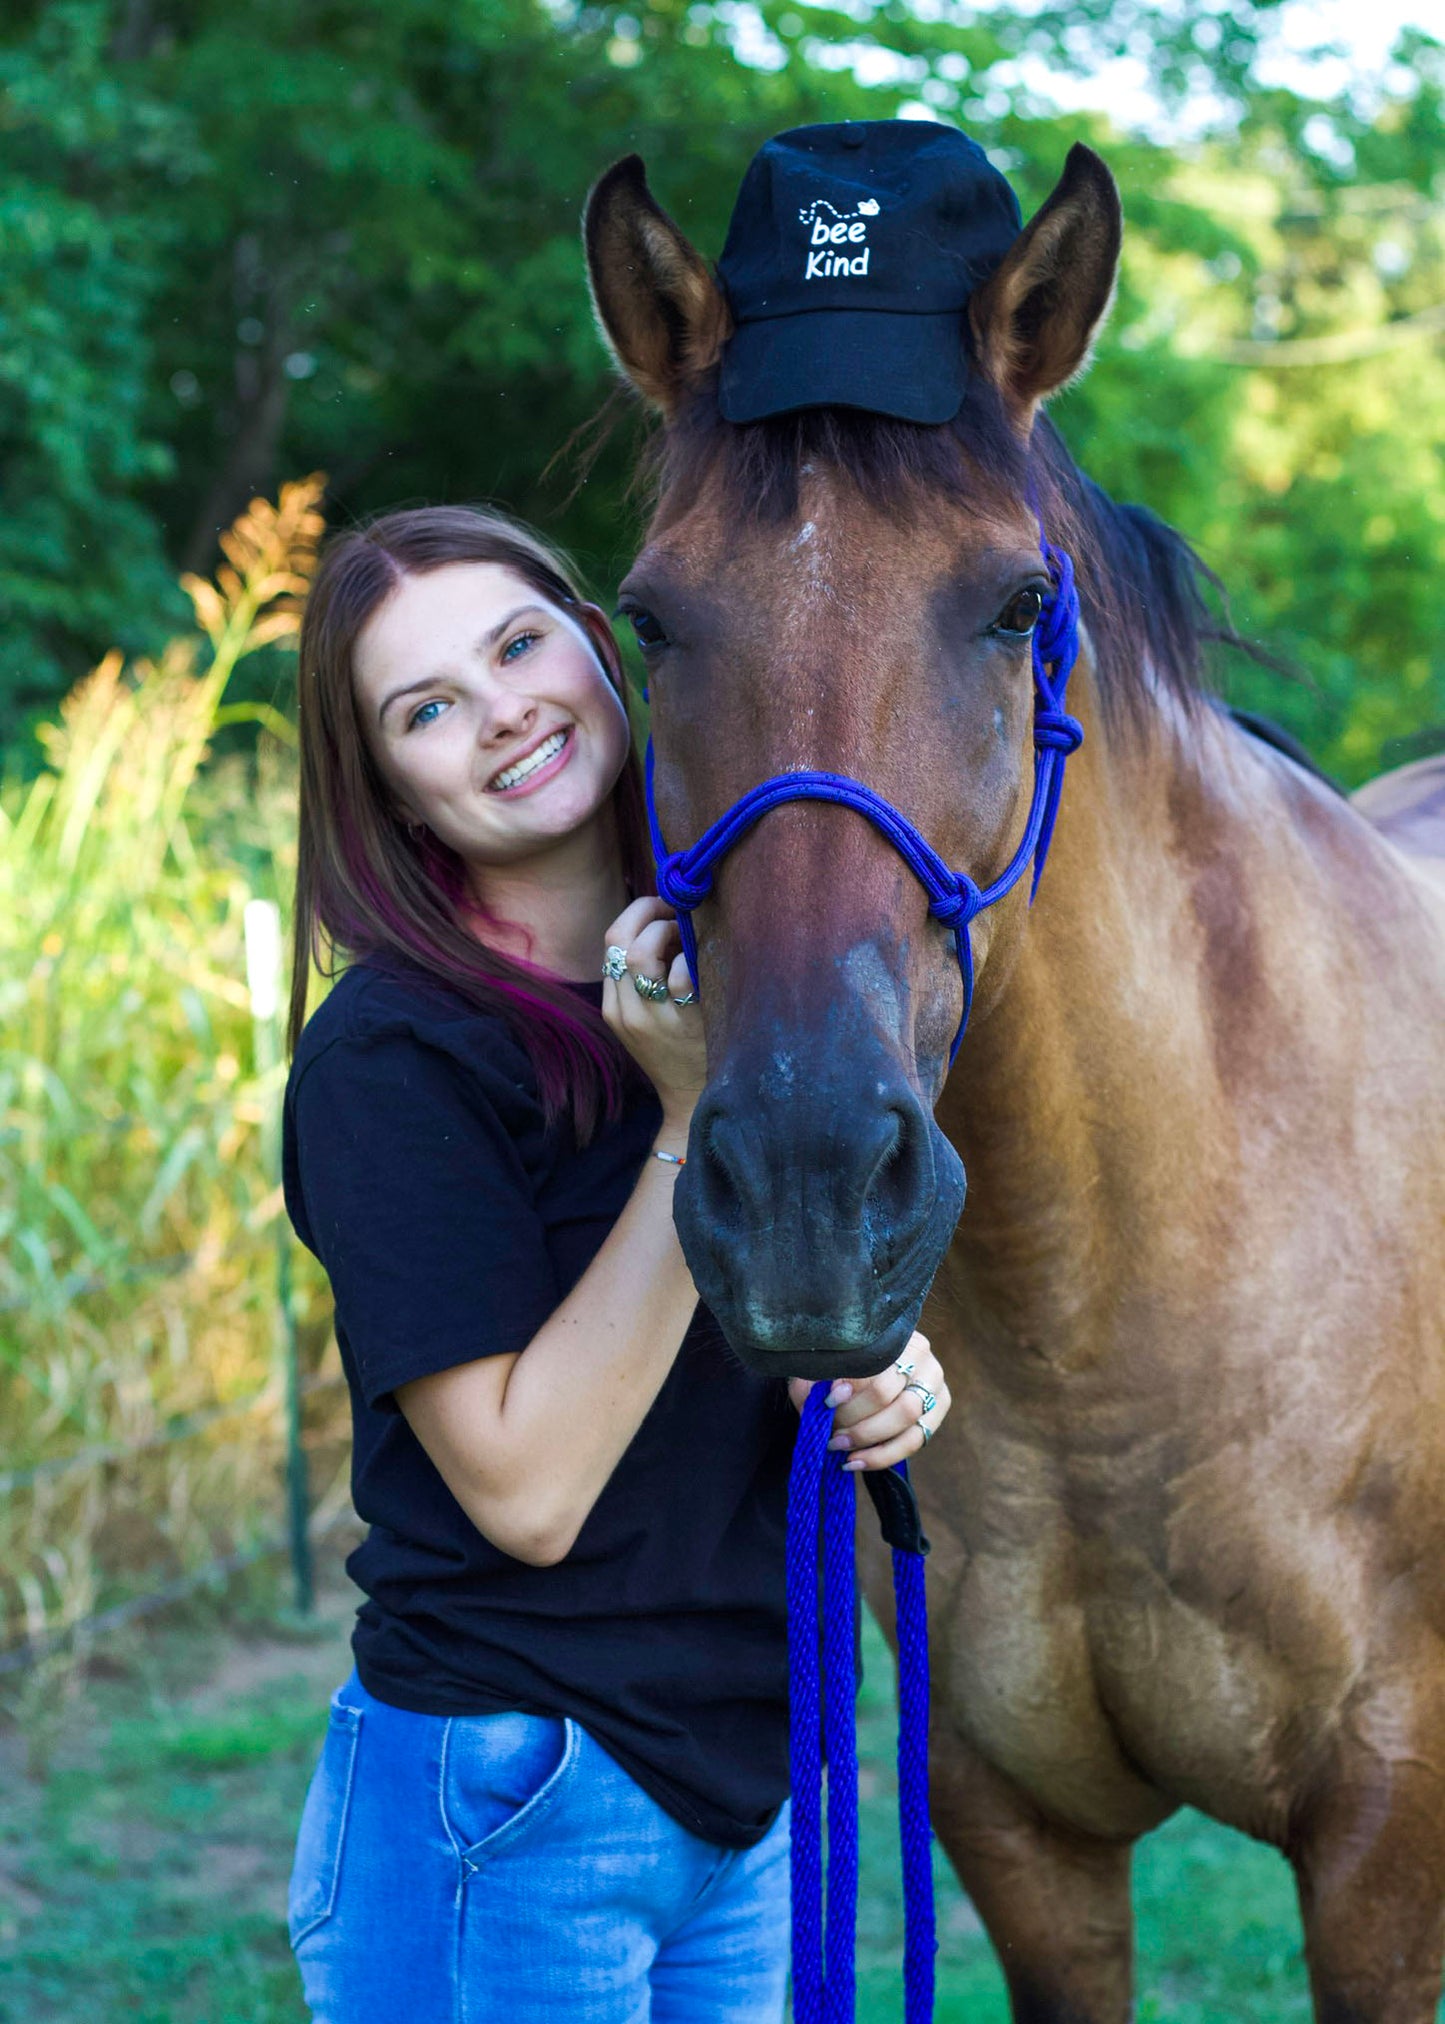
[282,504,952,2024]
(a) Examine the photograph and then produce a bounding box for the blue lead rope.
[787,1384,936,2024]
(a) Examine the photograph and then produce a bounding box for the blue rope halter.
[643,522,1083,2019]
[645,530,1083,1066]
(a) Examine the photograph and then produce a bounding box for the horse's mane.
[646,375,1259,729]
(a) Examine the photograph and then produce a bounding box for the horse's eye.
[994,586,1044,636]
[626,608,668,652]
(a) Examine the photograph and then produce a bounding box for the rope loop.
[788,1384,936,2024]
[928,873,983,930]
[1033,710,1085,755]
[655,854,713,912]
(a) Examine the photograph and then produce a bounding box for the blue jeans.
[289,1673,791,2023]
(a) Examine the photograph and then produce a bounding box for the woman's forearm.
[493,1130,699,1558]
[396,1126,698,1565]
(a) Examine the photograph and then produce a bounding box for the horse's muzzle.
[672,1052,966,1378]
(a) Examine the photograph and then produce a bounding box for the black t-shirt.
[282,960,796,1849]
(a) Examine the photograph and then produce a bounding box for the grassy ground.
[0,1563,352,2024]
[1,1568,1436,2023]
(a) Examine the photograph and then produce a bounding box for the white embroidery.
[796,195,882,281]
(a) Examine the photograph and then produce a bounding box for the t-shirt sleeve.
[288,1027,560,1410]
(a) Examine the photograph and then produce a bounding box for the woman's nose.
[478,681,537,746]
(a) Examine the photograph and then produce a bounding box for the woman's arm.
[396,1136,693,1567]
[396,899,704,1567]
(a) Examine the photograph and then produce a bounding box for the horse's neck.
[933,671,1320,1357]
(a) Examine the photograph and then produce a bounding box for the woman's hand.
[787,1331,950,1468]
[601,897,707,1130]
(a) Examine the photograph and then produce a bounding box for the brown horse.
[584,141,1445,2022]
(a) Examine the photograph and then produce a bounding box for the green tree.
[0,4,193,719]
[0,0,899,728]
[2,0,1442,781]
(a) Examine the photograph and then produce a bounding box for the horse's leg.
[929,1726,1135,2024]
[1291,1715,1445,2024]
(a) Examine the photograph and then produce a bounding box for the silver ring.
[892,1356,917,1380]
[671,991,697,1008]
[632,972,670,1002]
[920,1419,933,1444]
[902,1381,937,1416]
[602,945,628,982]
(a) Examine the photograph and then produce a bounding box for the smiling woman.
[289,507,654,1135]
[278,497,956,2024]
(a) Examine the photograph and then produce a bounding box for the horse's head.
[585,142,1120,1376]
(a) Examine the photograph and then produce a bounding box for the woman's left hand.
[787,1331,950,1468]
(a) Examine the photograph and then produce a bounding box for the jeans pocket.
[442,1710,581,1876]
[288,1694,363,1948]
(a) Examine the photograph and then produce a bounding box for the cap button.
[840,126,865,149]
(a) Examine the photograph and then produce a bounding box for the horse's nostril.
[862,1104,930,1264]
[689,1098,745,1225]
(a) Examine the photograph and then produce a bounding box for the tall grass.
[0,476,345,1674]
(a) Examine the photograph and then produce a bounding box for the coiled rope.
[787,1382,935,2023]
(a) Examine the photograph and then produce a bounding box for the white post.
[243,899,283,1024]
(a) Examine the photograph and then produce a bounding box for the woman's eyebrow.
[377,605,549,722]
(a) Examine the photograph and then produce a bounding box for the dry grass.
[0,477,345,1679]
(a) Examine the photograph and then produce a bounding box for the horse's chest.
[936,1526,1172,1840]
[929,1464,1358,1845]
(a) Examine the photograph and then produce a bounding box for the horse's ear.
[585,156,732,413]
[968,144,1121,422]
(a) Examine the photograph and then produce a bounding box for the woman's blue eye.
[408,699,447,730]
[501,629,541,663]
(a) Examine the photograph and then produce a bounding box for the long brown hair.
[290,504,652,1138]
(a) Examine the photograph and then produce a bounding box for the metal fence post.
[245,898,313,1615]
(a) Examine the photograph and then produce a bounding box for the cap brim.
[718,308,966,426]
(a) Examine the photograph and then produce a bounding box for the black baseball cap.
[716,121,1022,426]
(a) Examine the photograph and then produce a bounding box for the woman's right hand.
[601,897,707,1129]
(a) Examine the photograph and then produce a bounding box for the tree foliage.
[1,0,1442,779]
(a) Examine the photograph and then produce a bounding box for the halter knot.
[655,854,713,912]
[1033,709,1085,755]
[927,874,983,931]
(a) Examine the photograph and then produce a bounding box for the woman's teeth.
[490,729,568,791]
